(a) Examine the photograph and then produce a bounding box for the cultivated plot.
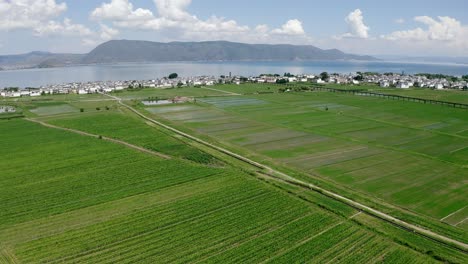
[2,118,455,263]
[146,90,468,227]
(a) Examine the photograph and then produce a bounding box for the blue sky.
[1,0,468,56]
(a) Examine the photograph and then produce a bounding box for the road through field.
[102,92,468,252]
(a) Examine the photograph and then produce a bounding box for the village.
[1,72,467,98]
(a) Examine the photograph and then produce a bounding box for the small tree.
[80,108,84,112]
[354,74,363,81]
[276,79,288,84]
[96,107,101,111]
[168,73,178,79]
[320,72,329,81]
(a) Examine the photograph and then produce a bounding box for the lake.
[1,60,468,88]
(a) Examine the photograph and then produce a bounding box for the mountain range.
[0,40,378,70]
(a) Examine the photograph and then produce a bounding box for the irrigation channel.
[101,92,468,253]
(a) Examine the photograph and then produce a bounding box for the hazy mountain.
[0,40,377,70]
[82,40,377,63]
[0,51,84,70]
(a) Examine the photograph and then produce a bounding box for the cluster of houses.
[0,76,220,98]
[289,73,467,90]
[0,106,16,114]
[251,75,314,83]
[1,72,466,98]
[251,73,467,90]
[364,74,467,90]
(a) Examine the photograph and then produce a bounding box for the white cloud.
[0,0,67,30]
[381,16,468,54]
[0,0,120,48]
[90,0,309,44]
[90,0,154,27]
[82,24,121,46]
[271,19,305,35]
[322,15,468,57]
[154,0,192,21]
[34,18,94,37]
[340,9,369,39]
[99,24,120,41]
[384,16,466,42]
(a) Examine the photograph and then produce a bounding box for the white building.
[397,82,410,89]
[379,81,390,87]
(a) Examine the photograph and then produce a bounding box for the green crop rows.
[148,88,467,225]
[1,83,467,263]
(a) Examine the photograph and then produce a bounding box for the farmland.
[140,89,467,221]
[1,83,467,263]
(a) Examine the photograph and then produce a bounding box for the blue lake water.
[1,60,468,88]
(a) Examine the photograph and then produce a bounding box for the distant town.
[1,72,467,98]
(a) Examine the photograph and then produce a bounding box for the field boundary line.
[450,146,467,154]
[322,232,375,264]
[25,118,172,160]
[350,211,362,219]
[193,212,315,264]
[440,206,467,221]
[260,221,346,263]
[101,92,468,253]
[454,218,467,227]
[200,87,241,95]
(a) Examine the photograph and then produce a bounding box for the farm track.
[200,87,241,95]
[25,118,172,160]
[99,92,468,253]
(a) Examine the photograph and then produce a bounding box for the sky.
[1,0,468,56]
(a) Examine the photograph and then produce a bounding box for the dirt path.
[25,118,171,160]
[201,87,241,95]
[102,92,468,252]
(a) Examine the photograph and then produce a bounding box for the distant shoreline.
[2,59,468,73]
[2,60,468,88]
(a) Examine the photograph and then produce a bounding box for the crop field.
[370,88,468,104]
[320,83,468,104]
[204,83,281,94]
[143,88,468,227]
[45,111,222,165]
[29,103,79,116]
[2,118,458,263]
[110,87,227,100]
[1,83,467,263]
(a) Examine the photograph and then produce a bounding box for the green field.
[1,84,467,263]
[140,90,467,222]
[370,88,468,104]
[110,86,228,100]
